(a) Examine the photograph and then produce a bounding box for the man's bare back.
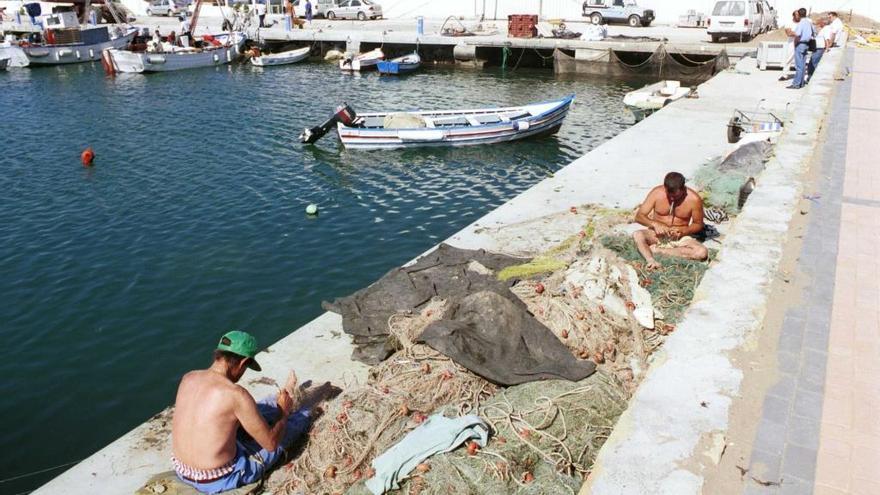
[172,370,247,470]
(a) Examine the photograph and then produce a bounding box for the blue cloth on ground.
[365,414,489,495]
[176,397,311,494]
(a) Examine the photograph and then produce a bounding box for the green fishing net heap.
[600,234,713,324]
[351,371,628,495]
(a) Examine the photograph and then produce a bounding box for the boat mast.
[190,0,204,36]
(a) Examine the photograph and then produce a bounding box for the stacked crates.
[508,14,538,38]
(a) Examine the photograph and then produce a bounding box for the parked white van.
[708,0,775,42]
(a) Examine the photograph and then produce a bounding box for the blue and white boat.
[376,52,420,75]
[321,95,574,150]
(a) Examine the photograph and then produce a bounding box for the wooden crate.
[508,14,538,38]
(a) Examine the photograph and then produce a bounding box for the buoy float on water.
[81,147,95,167]
[305,204,318,215]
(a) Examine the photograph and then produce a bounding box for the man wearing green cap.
[170,330,309,493]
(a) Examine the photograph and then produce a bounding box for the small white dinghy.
[299,95,575,150]
[339,48,384,72]
[251,46,310,67]
[623,80,693,121]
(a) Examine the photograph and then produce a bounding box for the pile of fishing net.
[269,205,712,494]
[349,372,629,495]
[268,299,498,495]
[600,233,713,326]
[692,140,773,216]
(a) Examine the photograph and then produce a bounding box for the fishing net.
[268,299,499,495]
[269,205,711,495]
[692,141,773,215]
[349,372,629,495]
[600,234,712,326]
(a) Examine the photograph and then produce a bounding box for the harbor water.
[0,61,640,491]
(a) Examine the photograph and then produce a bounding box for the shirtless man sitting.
[171,330,321,493]
[632,172,709,269]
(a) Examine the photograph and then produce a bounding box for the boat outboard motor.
[299,103,358,144]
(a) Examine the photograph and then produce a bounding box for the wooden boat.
[251,46,310,67]
[103,32,246,73]
[339,48,384,72]
[377,52,420,75]
[622,80,692,121]
[300,95,575,150]
[20,26,136,66]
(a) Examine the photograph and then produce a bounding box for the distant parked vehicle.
[325,0,383,20]
[146,0,186,17]
[291,0,337,18]
[708,0,775,42]
[582,0,655,27]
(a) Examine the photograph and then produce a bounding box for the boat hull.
[105,33,246,73]
[339,49,384,72]
[0,44,29,67]
[251,46,310,66]
[337,96,574,150]
[22,29,135,66]
[0,57,7,70]
[376,60,419,75]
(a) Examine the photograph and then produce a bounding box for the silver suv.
[325,0,383,20]
[146,0,186,17]
[582,0,655,27]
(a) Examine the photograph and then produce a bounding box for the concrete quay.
[35,40,840,495]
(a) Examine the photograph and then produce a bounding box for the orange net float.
[81,147,95,167]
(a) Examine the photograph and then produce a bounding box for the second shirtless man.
[632,172,709,269]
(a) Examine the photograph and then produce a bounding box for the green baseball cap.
[216,330,262,371]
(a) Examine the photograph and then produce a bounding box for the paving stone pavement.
[744,47,880,495]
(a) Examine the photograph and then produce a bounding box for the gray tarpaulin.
[322,244,528,364]
[417,291,596,386]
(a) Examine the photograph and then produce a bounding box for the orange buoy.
[81,147,95,167]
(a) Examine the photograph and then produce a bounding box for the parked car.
[291,0,337,18]
[581,0,654,27]
[707,0,775,42]
[146,0,186,17]
[325,0,382,20]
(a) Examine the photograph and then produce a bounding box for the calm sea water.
[0,60,638,491]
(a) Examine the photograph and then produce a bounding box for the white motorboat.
[0,37,30,68]
[339,48,383,72]
[251,46,310,67]
[299,95,575,150]
[103,32,246,73]
[623,80,693,121]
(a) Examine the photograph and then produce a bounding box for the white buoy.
[305,204,318,215]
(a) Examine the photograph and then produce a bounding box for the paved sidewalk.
[813,48,880,495]
[744,47,880,495]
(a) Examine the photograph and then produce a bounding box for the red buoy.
[81,147,95,167]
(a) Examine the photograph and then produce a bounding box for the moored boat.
[251,46,310,67]
[376,52,420,75]
[1,38,30,67]
[299,95,575,150]
[623,80,693,121]
[339,48,383,72]
[103,32,246,73]
[16,12,135,66]
[0,57,8,70]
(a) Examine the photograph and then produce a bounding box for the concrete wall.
[381,0,879,23]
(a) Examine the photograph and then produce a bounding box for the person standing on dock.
[808,18,832,80]
[256,0,267,28]
[305,0,313,24]
[632,172,709,269]
[170,330,333,493]
[789,8,814,89]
